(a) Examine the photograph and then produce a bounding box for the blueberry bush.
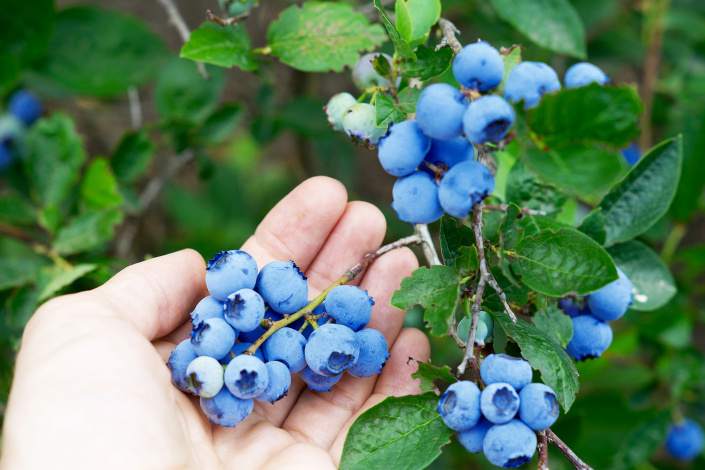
[1,0,705,469]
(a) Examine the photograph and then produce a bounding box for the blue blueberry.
[0,145,13,171]
[457,416,494,453]
[352,52,393,90]
[206,250,258,302]
[262,327,308,373]
[0,114,27,171]
[622,142,641,166]
[566,315,613,361]
[239,309,284,343]
[453,41,504,91]
[392,172,444,224]
[191,296,225,326]
[415,84,467,140]
[305,324,360,377]
[504,62,561,109]
[342,103,387,145]
[457,311,493,346]
[422,137,474,173]
[167,339,198,393]
[586,267,633,321]
[483,419,537,468]
[256,261,309,314]
[564,62,609,88]
[325,285,374,332]
[185,356,225,398]
[666,419,704,461]
[191,318,237,360]
[8,90,42,126]
[462,95,515,143]
[437,380,482,431]
[559,297,589,318]
[224,354,269,399]
[347,328,389,378]
[481,382,520,424]
[518,383,559,431]
[219,342,265,365]
[438,161,495,218]
[480,354,532,391]
[224,288,265,333]
[256,360,292,403]
[325,92,358,131]
[200,388,254,427]
[377,120,431,177]
[299,366,342,392]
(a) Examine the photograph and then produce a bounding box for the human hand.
[0,177,431,470]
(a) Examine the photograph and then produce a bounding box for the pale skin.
[0,177,431,470]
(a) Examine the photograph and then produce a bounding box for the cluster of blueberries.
[438,354,559,468]
[560,267,633,361]
[0,90,43,171]
[167,250,390,427]
[324,42,609,225]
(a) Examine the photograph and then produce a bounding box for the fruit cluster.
[0,90,43,171]
[167,250,390,427]
[560,267,634,361]
[325,43,609,225]
[438,354,559,468]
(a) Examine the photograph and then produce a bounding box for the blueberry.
[325,285,374,332]
[481,382,520,424]
[565,315,613,361]
[347,328,390,378]
[190,296,225,326]
[666,419,704,460]
[438,161,495,218]
[219,342,265,365]
[559,297,589,318]
[377,120,431,177]
[518,383,559,431]
[452,41,504,91]
[437,380,482,431]
[191,318,237,360]
[238,309,284,343]
[391,172,444,224]
[167,339,198,393]
[462,95,515,143]
[224,354,269,399]
[325,93,358,131]
[256,360,292,403]
[0,145,12,171]
[185,356,225,398]
[0,114,27,170]
[352,52,393,90]
[457,311,493,346]
[480,354,533,391]
[504,62,561,109]
[586,267,633,321]
[415,84,467,140]
[8,90,42,126]
[200,388,254,427]
[483,419,537,468]
[457,416,494,453]
[564,62,609,88]
[422,137,475,173]
[299,366,342,392]
[256,261,309,314]
[224,288,265,333]
[262,327,307,373]
[206,250,258,302]
[342,103,387,145]
[622,142,641,167]
[305,323,360,377]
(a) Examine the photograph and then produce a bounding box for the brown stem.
[436,18,471,97]
[538,430,549,470]
[483,204,547,216]
[154,0,209,79]
[414,224,441,267]
[545,429,594,470]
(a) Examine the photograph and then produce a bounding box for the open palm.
[0,177,431,470]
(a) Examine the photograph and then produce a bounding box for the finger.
[329,327,431,462]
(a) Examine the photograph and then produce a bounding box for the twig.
[436,18,470,97]
[414,224,441,267]
[127,86,142,129]
[484,204,547,216]
[154,0,209,79]
[545,429,594,470]
[538,431,549,470]
[206,9,249,26]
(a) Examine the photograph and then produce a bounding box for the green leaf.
[375,95,406,129]
[340,393,452,470]
[455,246,479,278]
[530,84,643,148]
[411,361,457,393]
[80,158,123,210]
[24,113,87,207]
[53,209,124,256]
[400,45,453,80]
[267,2,389,72]
[671,110,705,221]
[577,210,607,245]
[440,215,475,267]
[397,87,422,114]
[198,104,245,144]
[596,136,682,246]
[491,313,579,411]
[110,131,156,184]
[395,0,413,41]
[0,53,21,95]
[608,412,671,470]
[0,196,36,226]
[506,160,568,217]
[33,6,168,96]
[0,0,54,67]
[181,22,257,71]
[607,240,676,312]
[38,204,62,236]
[533,305,573,348]
[371,55,394,81]
[499,202,524,251]
[37,263,99,302]
[512,226,618,296]
[391,266,463,336]
[0,257,51,292]
[406,0,441,48]
[373,0,417,60]
[489,0,586,58]
[498,45,521,94]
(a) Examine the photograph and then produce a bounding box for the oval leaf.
[181,22,257,71]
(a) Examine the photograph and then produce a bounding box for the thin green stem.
[661,222,686,263]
